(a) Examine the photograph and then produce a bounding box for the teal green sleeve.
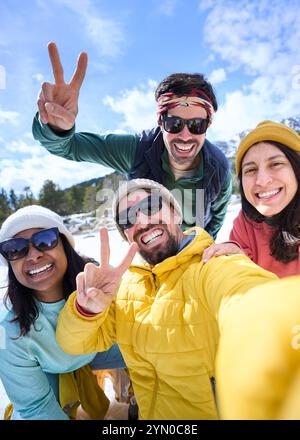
[32,112,139,174]
[206,171,233,240]
[0,334,68,420]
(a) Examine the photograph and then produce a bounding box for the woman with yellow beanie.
[203,120,300,278]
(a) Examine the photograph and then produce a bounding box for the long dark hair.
[239,141,300,263]
[4,234,94,337]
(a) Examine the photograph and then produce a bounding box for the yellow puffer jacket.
[217,275,300,420]
[57,227,276,420]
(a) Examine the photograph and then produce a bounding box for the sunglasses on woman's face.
[162,115,209,135]
[117,194,163,231]
[0,227,60,261]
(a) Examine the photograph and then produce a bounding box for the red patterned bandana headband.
[156,88,215,124]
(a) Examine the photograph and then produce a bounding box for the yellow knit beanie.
[236,120,300,175]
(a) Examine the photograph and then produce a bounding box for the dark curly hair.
[239,141,300,263]
[4,234,94,337]
[155,73,218,112]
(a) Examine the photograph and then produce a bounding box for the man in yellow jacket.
[216,275,300,420]
[56,178,276,420]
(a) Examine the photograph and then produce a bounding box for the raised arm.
[76,228,137,314]
[56,228,137,354]
[216,277,300,419]
[33,42,139,172]
[198,253,277,326]
[37,42,87,131]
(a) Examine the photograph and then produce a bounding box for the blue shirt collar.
[177,230,196,253]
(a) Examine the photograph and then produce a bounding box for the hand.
[37,42,88,131]
[76,228,138,314]
[202,242,245,263]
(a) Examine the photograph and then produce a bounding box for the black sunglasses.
[162,115,209,135]
[117,194,163,231]
[0,227,60,261]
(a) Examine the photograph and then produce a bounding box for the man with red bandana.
[32,42,231,239]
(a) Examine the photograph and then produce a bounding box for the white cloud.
[0,109,20,125]
[5,139,43,155]
[1,139,112,194]
[198,0,216,11]
[85,16,124,57]
[209,90,274,140]
[158,0,178,16]
[32,73,44,82]
[209,68,226,85]
[292,65,300,91]
[56,0,125,58]
[103,80,158,132]
[24,132,34,139]
[201,0,300,139]
[0,64,6,89]
[36,0,52,14]
[104,128,129,135]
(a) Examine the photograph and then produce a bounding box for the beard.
[134,224,179,266]
[166,138,201,165]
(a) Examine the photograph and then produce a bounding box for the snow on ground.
[0,201,241,419]
[215,198,241,243]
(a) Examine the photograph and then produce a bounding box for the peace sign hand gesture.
[76,228,138,315]
[37,42,88,131]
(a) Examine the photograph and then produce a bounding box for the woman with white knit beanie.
[0,205,126,420]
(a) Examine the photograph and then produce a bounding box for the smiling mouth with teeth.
[256,188,281,199]
[174,143,195,152]
[141,229,163,245]
[27,263,54,277]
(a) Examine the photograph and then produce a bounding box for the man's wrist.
[75,300,99,317]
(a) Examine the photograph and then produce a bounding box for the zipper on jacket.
[152,273,158,289]
[210,376,219,415]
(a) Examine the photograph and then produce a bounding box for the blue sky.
[0,0,300,194]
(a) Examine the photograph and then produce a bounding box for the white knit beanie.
[112,179,183,240]
[0,205,75,254]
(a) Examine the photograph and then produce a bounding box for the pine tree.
[83,185,97,213]
[9,189,19,211]
[0,188,11,226]
[39,180,66,215]
[18,186,36,208]
[65,185,86,214]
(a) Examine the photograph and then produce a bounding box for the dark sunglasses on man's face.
[117,194,163,231]
[162,115,209,135]
[0,227,60,261]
